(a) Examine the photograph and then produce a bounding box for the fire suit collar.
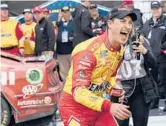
[104,31,121,52]
[1,17,9,22]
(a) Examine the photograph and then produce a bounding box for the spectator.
[141,1,166,109]
[43,7,50,20]
[33,7,55,57]
[56,6,74,82]
[161,0,166,15]
[0,4,24,55]
[20,8,36,56]
[160,33,166,111]
[89,4,106,36]
[122,0,143,31]
[72,0,94,47]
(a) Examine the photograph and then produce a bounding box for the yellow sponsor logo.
[69,118,81,126]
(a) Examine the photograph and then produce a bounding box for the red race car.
[0,52,63,126]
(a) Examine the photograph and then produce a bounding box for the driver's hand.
[110,103,131,120]
[19,48,24,56]
[119,90,125,103]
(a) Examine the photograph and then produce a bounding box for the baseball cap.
[23,8,32,14]
[90,4,97,9]
[33,6,43,13]
[108,8,137,21]
[151,1,162,8]
[43,8,50,13]
[0,4,9,10]
[122,0,134,5]
[61,6,70,12]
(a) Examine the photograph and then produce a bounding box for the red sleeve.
[15,22,24,40]
[30,30,35,41]
[102,100,112,112]
[72,50,97,91]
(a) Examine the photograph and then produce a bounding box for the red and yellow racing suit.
[20,22,36,56]
[59,32,124,126]
[1,18,24,55]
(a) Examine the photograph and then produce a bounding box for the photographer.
[117,31,159,126]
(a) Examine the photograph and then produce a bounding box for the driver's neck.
[108,31,121,51]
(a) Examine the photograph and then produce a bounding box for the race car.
[0,52,63,126]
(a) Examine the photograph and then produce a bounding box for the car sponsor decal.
[17,96,52,106]
[22,83,43,99]
[26,68,44,85]
[44,96,52,104]
[0,72,15,85]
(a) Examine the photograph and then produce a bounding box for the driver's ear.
[107,19,113,29]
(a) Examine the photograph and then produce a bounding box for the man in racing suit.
[1,4,24,55]
[59,8,137,126]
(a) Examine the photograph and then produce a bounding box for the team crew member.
[33,7,55,57]
[20,8,36,56]
[0,4,24,55]
[59,8,137,126]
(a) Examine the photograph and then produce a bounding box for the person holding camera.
[117,31,159,126]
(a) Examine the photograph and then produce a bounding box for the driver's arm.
[71,50,111,112]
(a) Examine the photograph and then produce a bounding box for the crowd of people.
[1,0,166,126]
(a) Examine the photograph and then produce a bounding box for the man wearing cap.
[0,4,24,55]
[43,8,50,20]
[33,6,55,57]
[72,0,94,47]
[89,4,106,36]
[142,1,166,110]
[122,0,143,31]
[59,8,137,126]
[20,8,36,56]
[55,6,74,82]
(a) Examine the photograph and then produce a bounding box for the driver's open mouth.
[120,30,129,35]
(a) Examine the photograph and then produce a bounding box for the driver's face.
[107,16,133,45]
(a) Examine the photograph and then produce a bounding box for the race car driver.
[59,8,137,126]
